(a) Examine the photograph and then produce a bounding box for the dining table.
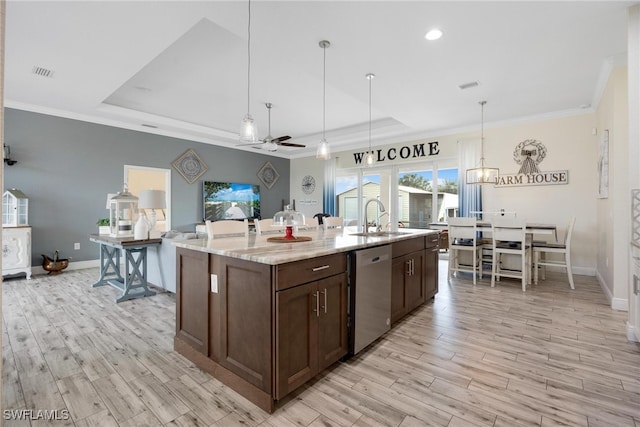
[428,221,558,241]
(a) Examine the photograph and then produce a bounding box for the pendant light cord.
[368,74,372,151]
[479,100,486,166]
[247,0,252,115]
[322,44,326,140]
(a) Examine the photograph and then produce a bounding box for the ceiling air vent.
[458,81,479,90]
[32,66,54,78]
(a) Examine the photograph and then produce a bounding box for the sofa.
[146,230,204,293]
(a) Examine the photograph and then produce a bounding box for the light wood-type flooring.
[2,259,640,426]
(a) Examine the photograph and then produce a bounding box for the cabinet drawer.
[277,253,347,291]
[392,237,425,258]
[425,233,440,249]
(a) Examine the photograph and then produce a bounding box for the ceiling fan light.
[264,138,278,152]
[240,113,259,143]
[316,138,330,160]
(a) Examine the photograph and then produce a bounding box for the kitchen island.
[172,227,439,412]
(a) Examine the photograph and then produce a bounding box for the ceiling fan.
[237,103,305,151]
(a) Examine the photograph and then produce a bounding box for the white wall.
[293,112,609,277]
[482,113,598,276]
[290,156,325,222]
[595,65,629,310]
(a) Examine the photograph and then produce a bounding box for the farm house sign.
[495,139,568,187]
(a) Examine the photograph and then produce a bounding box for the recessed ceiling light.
[425,29,443,41]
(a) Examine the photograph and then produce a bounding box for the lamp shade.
[138,190,166,209]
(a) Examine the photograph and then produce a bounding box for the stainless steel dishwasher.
[350,244,392,355]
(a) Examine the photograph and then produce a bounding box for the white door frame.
[124,165,171,231]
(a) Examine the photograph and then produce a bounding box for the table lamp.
[138,189,166,231]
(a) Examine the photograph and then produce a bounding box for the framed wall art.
[172,149,208,184]
[257,161,280,189]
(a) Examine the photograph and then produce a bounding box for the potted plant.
[97,218,110,235]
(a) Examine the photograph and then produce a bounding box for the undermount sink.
[349,231,410,237]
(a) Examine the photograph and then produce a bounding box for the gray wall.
[3,108,290,265]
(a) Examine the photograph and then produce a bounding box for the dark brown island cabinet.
[174,233,438,413]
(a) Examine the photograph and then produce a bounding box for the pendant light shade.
[239,0,259,143]
[316,40,331,160]
[364,73,376,167]
[466,101,499,184]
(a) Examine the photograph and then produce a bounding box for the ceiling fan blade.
[278,141,306,148]
[236,142,265,147]
[272,135,291,143]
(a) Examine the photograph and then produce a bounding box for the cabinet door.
[405,250,426,312]
[425,245,439,300]
[2,227,30,269]
[175,248,209,354]
[276,282,318,399]
[391,256,409,324]
[218,256,272,393]
[318,273,348,371]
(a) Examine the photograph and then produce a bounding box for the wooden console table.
[89,234,161,303]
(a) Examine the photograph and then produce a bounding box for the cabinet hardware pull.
[635,275,639,296]
[322,288,327,313]
[312,265,330,272]
[406,260,411,275]
[313,290,320,316]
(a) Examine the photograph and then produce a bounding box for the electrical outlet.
[74,243,80,250]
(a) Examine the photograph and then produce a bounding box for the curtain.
[323,157,337,215]
[457,139,482,218]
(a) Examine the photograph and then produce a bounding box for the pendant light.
[364,73,376,167]
[316,40,331,160]
[239,0,259,143]
[465,101,499,184]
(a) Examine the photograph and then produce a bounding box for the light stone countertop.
[171,227,439,265]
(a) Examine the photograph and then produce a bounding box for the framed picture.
[172,149,208,184]
[597,129,609,199]
[257,161,280,189]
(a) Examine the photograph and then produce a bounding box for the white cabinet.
[2,226,32,279]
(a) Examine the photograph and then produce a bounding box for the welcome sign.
[495,139,568,187]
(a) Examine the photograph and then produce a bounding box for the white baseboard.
[612,297,629,311]
[627,321,639,342]
[595,269,629,312]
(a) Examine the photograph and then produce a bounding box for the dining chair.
[322,216,344,230]
[254,218,284,235]
[533,216,576,289]
[447,217,483,285]
[295,216,319,232]
[205,219,249,239]
[490,217,532,292]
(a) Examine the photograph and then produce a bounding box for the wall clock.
[302,175,316,194]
